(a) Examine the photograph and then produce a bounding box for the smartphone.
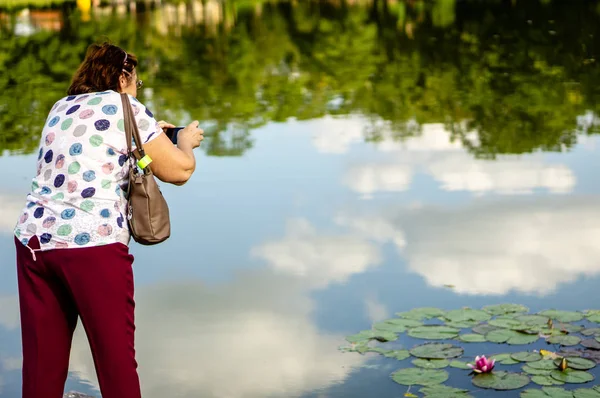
[164,127,184,144]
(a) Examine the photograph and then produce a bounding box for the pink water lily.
[468,355,495,373]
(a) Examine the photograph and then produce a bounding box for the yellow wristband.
[137,155,152,169]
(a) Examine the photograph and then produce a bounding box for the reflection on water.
[2,0,600,397]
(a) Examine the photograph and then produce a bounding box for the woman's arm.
[142,121,204,185]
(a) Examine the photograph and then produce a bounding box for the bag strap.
[120,93,146,162]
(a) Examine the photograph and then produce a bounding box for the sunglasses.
[123,52,143,90]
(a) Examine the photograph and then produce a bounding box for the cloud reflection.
[311,117,576,196]
[67,270,365,398]
[336,196,600,296]
[0,195,23,235]
[251,218,382,288]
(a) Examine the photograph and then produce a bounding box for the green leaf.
[449,360,472,369]
[457,333,487,343]
[528,360,561,370]
[517,315,551,326]
[483,304,530,316]
[381,350,411,361]
[550,369,595,384]
[553,357,596,371]
[410,343,464,359]
[491,353,521,365]
[531,375,566,386]
[548,335,582,347]
[412,358,450,369]
[420,384,473,397]
[522,359,557,376]
[391,368,449,386]
[407,326,460,340]
[539,310,584,323]
[372,318,422,333]
[444,308,492,323]
[489,318,528,329]
[472,324,500,335]
[485,329,540,345]
[396,307,446,320]
[472,371,530,390]
[581,328,600,337]
[511,352,544,362]
[520,387,573,397]
[559,324,584,334]
[523,364,554,376]
[346,330,397,343]
[364,347,389,355]
[419,384,472,397]
[445,320,482,329]
[573,388,600,398]
[587,313,600,323]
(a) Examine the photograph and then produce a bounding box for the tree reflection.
[1,0,600,157]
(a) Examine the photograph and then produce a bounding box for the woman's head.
[68,42,141,97]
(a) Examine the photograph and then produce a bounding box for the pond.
[2,0,600,396]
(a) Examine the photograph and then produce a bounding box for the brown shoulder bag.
[121,93,171,245]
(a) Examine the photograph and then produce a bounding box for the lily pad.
[548,335,582,347]
[512,352,544,362]
[410,343,464,359]
[550,369,595,384]
[559,324,584,334]
[483,304,530,316]
[553,357,596,371]
[573,387,600,398]
[473,324,500,335]
[458,334,487,343]
[531,375,566,386]
[489,318,528,329]
[517,315,552,326]
[539,310,584,323]
[449,360,472,369]
[364,347,389,355]
[520,387,573,397]
[486,329,540,345]
[419,384,473,397]
[381,349,411,361]
[396,307,446,320]
[491,353,521,365]
[444,308,492,323]
[523,365,554,376]
[528,360,561,370]
[408,325,460,340]
[587,314,600,324]
[472,371,530,390]
[412,358,450,369]
[391,368,449,386]
[346,330,397,343]
[373,318,422,333]
[581,339,600,350]
[445,320,482,329]
[581,328,600,337]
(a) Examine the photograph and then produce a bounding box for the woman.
[13,42,204,398]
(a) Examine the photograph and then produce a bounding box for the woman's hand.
[177,121,204,149]
[157,120,176,132]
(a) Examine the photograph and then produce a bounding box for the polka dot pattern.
[69,143,83,156]
[16,91,161,249]
[54,174,65,187]
[66,105,80,115]
[94,119,110,131]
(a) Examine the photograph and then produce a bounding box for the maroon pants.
[15,236,141,398]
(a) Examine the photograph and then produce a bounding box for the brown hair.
[68,42,138,95]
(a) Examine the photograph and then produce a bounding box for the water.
[2,0,600,397]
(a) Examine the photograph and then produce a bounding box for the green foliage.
[2,0,600,157]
